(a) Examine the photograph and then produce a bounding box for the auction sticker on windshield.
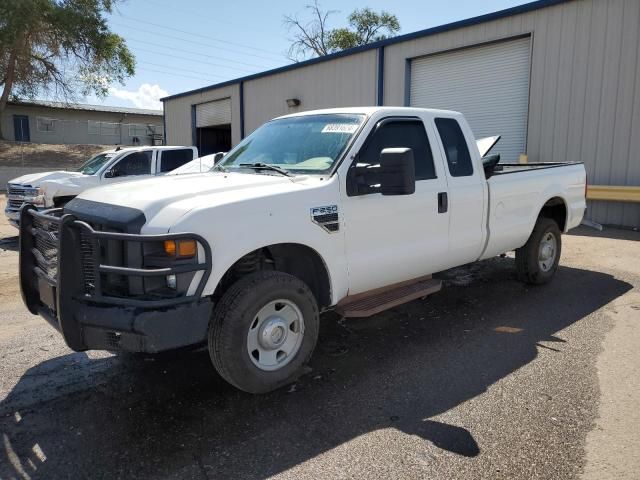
[321,124,358,134]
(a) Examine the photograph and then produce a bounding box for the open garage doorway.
[196,124,231,155]
[195,98,232,155]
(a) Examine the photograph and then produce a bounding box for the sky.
[90,0,533,110]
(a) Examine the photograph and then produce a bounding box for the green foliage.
[0,0,135,132]
[327,8,400,51]
[284,2,400,61]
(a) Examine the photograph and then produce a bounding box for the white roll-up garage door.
[410,37,531,163]
[195,98,231,127]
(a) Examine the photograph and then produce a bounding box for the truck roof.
[101,145,193,154]
[277,106,463,120]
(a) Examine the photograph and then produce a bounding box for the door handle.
[438,192,448,213]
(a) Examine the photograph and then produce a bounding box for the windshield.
[218,114,365,174]
[76,152,117,175]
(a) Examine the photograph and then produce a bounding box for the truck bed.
[480,161,587,260]
[492,162,583,175]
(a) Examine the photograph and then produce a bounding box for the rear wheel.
[515,217,562,285]
[208,271,319,393]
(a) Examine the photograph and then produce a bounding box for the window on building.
[159,149,194,172]
[100,122,120,136]
[358,119,437,181]
[88,120,100,135]
[36,117,57,133]
[435,118,474,177]
[128,124,149,137]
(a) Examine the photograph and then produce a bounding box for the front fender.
[168,194,348,305]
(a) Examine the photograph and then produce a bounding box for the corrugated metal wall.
[164,0,639,226]
[384,0,640,227]
[243,50,377,133]
[1,105,162,146]
[164,83,240,146]
[409,36,531,163]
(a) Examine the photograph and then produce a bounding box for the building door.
[410,36,531,163]
[13,115,30,142]
[195,98,232,155]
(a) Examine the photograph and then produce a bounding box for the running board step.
[335,276,442,318]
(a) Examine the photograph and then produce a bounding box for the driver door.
[103,150,154,184]
[340,116,451,295]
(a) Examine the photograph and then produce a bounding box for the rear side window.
[160,149,194,172]
[358,119,436,180]
[435,118,473,177]
[113,151,152,176]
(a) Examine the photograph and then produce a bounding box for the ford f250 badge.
[311,205,339,233]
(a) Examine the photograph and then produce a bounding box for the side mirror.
[482,153,501,179]
[213,152,225,164]
[378,148,416,196]
[104,168,119,178]
[348,147,416,196]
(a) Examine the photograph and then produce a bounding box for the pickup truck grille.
[21,207,210,312]
[8,184,29,196]
[7,197,24,209]
[79,232,96,295]
[31,214,60,283]
[7,184,30,211]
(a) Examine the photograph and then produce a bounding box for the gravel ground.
[0,194,638,479]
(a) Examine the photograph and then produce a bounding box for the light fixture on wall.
[286,98,301,107]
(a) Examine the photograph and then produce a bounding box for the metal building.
[2,100,164,146]
[162,0,640,227]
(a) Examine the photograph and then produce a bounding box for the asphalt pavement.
[0,201,638,479]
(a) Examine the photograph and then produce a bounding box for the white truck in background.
[166,152,225,175]
[5,145,198,227]
[19,107,586,394]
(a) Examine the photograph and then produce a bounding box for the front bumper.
[6,204,44,228]
[19,205,213,353]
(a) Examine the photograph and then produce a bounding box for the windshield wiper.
[238,162,292,177]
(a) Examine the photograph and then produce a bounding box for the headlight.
[163,239,197,259]
[24,187,46,206]
[141,239,200,296]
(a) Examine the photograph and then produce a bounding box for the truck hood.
[9,170,84,187]
[74,171,311,229]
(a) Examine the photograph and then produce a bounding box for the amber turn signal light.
[164,239,197,258]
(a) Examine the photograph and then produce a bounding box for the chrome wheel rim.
[247,299,305,371]
[538,232,557,272]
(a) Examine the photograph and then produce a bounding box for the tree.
[284,2,400,61]
[328,8,400,51]
[0,0,135,139]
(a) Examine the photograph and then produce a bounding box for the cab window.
[357,119,436,181]
[159,149,194,172]
[435,118,473,177]
[111,151,152,177]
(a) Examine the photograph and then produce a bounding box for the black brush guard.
[19,204,213,352]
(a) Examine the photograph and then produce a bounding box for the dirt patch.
[0,194,19,298]
[0,140,109,169]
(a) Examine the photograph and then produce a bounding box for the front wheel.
[515,217,562,285]
[208,271,319,393]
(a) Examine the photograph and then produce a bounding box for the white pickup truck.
[19,107,586,393]
[5,145,198,227]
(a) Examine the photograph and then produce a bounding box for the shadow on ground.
[0,258,632,479]
[0,236,18,251]
[568,225,639,241]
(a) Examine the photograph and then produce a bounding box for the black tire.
[208,271,319,394]
[515,217,562,285]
